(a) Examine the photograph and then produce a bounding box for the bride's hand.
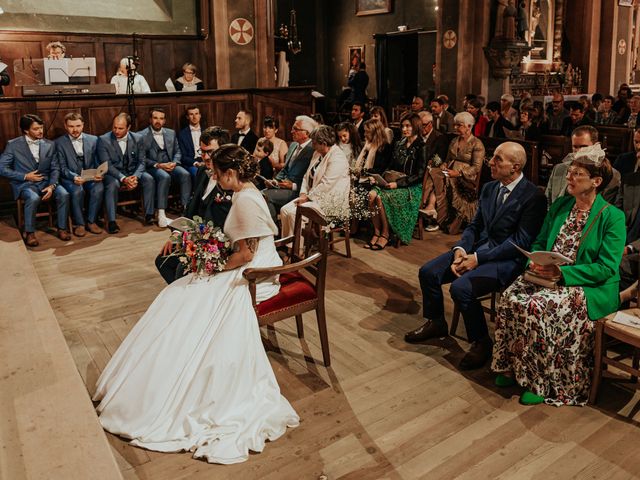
[160,240,174,256]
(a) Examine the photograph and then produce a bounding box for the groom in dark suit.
[406,142,547,370]
[155,126,233,284]
[263,115,317,222]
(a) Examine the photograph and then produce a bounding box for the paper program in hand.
[510,241,573,266]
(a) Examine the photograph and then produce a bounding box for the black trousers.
[155,255,185,285]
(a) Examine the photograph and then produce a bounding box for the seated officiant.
[138,107,192,227]
[55,112,103,236]
[98,113,154,233]
[155,127,233,284]
[173,62,204,91]
[405,142,547,371]
[279,125,351,238]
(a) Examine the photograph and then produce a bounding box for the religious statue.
[503,0,518,41]
[494,0,508,38]
[517,1,529,41]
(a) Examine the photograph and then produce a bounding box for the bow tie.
[72,137,82,143]
[238,133,246,137]
[190,126,200,132]
[153,130,163,136]
[27,139,40,146]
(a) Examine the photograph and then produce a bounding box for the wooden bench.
[596,125,634,161]
[0,219,122,479]
[478,136,541,186]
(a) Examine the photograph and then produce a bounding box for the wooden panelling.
[0,31,216,97]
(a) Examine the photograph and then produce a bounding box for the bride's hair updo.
[212,144,259,181]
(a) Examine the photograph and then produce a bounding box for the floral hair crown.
[569,142,606,167]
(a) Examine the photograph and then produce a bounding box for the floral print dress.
[492,206,594,406]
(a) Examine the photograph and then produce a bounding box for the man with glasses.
[263,115,318,223]
[154,126,233,284]
[545,126,620,206]
[546,92,569,133]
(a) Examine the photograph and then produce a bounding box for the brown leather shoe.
[459,337,493,370]
[57,229,71,241]
[86,223,103,234]
[24,232,39,247]
[404,319,449,343]
[73,225,87,237]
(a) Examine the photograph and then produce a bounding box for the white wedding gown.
[93,187,299,464]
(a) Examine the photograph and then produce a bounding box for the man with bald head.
[406,142,547,370]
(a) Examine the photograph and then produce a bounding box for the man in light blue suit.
[138,107,192,227]
[406,143,547,370]
[97,112,155,233]
[0,114,70,247]
[55,112,103,236]
[263,115,318,222]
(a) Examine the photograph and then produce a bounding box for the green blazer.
[530,193,626,320]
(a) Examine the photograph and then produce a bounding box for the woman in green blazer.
[490,144,625,406]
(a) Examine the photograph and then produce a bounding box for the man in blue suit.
[263,115,318,222]
[177,105,206,180]
[0,114,70,247]
[613,128,640,177]
[97,113,154,233]
[406,142,547,370]
[55,112,103,236]
[138,107,192,227]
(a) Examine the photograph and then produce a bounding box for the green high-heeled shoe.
[495,374,516,388]
[520,390,545,405]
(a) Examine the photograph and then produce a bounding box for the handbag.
[383,170,407,183]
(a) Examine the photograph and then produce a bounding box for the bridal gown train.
[93,187,299,464]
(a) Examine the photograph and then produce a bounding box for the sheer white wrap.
[93,186,299,464]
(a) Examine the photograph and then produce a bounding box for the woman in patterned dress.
[422,111,485,234]
[491,145,625,406]
[367,111,426,248]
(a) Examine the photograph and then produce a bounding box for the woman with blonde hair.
[174,62,204,91]
[370,106,394,143]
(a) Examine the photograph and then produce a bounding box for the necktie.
[496,185,509,207]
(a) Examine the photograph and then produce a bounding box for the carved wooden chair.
[243,204,331,366]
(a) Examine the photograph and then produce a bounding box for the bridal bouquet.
[168,216,233,277]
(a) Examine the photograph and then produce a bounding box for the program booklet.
[168,216,196,232]
[611,310,640,329]
[79,161,108,181]
[510,241,573,266]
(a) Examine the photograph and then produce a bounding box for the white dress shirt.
[202,177,217,200]
[26,136,40,162]
[117,137,128,155]
[110,72,151,95]
[190,125,201,153]
[152,128,165,149]
[236,128,250,146]
[70,134,84,156]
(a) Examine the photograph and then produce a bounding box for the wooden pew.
[596,125,634,161]
[477,136,541,186]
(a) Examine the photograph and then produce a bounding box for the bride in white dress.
[93,144,299,464]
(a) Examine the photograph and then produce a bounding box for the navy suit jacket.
[55,134,99,181]
[455,177,547,281]
[0,136,58,199]
[97,132,146,180]
[231,129,259,153]
[614,151,636,177]
[137,127,182,168]
[177,126,201,168]
[275,141,314,191]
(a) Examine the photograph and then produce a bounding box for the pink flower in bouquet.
[205,261,215,274]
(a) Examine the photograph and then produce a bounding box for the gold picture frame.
[355,0,392,16]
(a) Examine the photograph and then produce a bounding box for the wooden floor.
[28,217,640,480]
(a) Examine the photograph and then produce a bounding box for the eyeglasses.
[566,168,591,178]
[291,126,306,132]
[198,147,216,158]
[422,122,431,127]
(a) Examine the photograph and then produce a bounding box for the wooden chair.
[450,290,501,339]
[589,308,640,404]
[596,125,634,162]
[327,224,351,258]
[477,136,541,186]
[103,185,145,225]
[243,204,331,366]
[16,197,55,232]
[539,135,572,166]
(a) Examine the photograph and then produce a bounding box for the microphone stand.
[125,33,139,129]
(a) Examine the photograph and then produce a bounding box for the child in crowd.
[254,138,274,189]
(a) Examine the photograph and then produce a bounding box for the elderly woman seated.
[422,111,485,234]
[491,144,625,406]
[365,112,425,249]
[279,125,351,238]
[174,62,204,91]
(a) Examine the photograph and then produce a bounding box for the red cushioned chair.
[243,204,331,366]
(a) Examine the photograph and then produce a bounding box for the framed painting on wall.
[348,45,365,76]
[355,0,392,16]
